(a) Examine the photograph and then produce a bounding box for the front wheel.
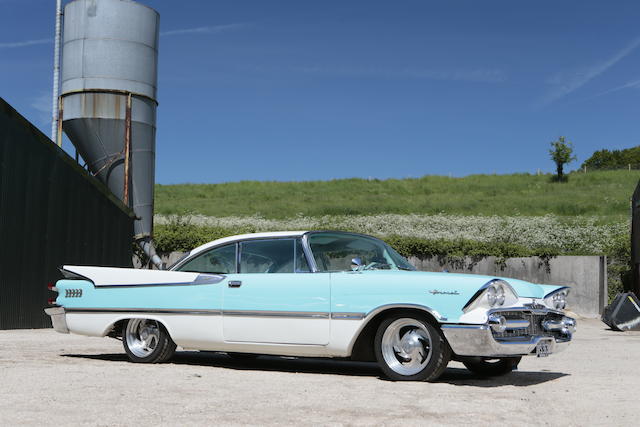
[123,319,176,363]
[374,314,451,381]
[461,356,521,376]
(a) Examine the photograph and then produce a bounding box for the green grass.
[155,170,640,221]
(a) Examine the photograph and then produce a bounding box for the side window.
[240,239,295,273]
[176,244,236,274]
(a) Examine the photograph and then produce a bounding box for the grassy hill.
[156,170,640,222]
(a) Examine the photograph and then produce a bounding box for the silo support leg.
[123,93,132,207]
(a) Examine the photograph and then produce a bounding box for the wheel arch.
[348,304,442,362]
[103,315,175,339]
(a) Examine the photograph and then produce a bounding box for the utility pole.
[51,0,63,146]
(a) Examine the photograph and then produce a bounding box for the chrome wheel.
[125,319,161,358]
[380,318,433,376]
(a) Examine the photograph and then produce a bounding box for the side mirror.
[351,257,363,271]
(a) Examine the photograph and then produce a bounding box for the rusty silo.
[60,0,161,267]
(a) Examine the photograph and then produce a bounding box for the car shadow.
[62,351,568,385]
[438,366,568,387]
[63,351,381,378]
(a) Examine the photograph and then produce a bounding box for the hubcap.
[381,318,433,376]
[125,319,160,358]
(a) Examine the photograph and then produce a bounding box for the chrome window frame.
[303,231,411,273]
[236,237,312,274]
[294,238,312,273]
[172,242,239,274]
[301,233,319,273]
[170,231,406,275]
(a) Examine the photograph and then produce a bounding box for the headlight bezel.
[544,287,570,311]
[463,279,519,313]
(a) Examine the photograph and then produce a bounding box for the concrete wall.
[158,251,606,318]
[410,256,606,318]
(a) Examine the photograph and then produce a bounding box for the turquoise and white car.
[45,231,576,381]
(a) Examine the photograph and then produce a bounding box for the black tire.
[374,312,451,381]
[122,319,176,363]
[462,356,521,376]
[227,352,259,360]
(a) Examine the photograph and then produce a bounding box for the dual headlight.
[544,288,570,310]
[463,279,518,312]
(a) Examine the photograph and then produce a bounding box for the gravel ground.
[1,318,639,426]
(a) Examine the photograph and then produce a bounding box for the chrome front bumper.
[44,307,69,334]
[441,323,572,357]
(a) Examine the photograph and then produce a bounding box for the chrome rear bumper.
[441,324,572,357]
[44,307,69,334]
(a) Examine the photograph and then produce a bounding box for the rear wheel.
[123,319,176,363]
[462,357,521,376]
[374,313,450,381]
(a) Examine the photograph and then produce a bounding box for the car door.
[173,243,237,345]
[222,238,331,345]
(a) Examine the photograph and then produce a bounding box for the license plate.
[536,340,552,357]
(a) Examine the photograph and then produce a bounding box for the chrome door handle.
[228,280,242,288]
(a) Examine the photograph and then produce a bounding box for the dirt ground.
[0,318,638,426]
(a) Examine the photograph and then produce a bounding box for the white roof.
[187,231,309,258]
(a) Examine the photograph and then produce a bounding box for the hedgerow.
[154,214,631,302]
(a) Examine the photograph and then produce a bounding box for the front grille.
[491,310,565,340]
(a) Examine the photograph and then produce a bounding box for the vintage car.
[45,231,576,381]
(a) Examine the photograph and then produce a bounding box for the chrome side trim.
[65,308,223,315]
[441,324,488,330]
[331,312,366,320]
[63,308,365,320]
[365,303,445,321]
[223,310,330,319]
[94,274,225,288]
[63,308,332,319]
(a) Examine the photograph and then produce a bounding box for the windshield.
[307,232,416,272]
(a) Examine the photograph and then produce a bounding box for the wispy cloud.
[594,78,640,97]
[537,37,640,107]
[0,38,52,49]
[292,66,506,83]
[160,23,249,37]
[402,68,506,83]
[0,23,247,49]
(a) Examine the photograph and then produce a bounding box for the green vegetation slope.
[156,170,640,222]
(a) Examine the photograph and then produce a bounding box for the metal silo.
[60,0,162,267]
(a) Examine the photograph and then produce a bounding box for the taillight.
[47,281,58,305]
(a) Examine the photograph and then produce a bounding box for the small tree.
[549,136,576,181]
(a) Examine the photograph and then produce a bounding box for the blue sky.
[1,0,639,183]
